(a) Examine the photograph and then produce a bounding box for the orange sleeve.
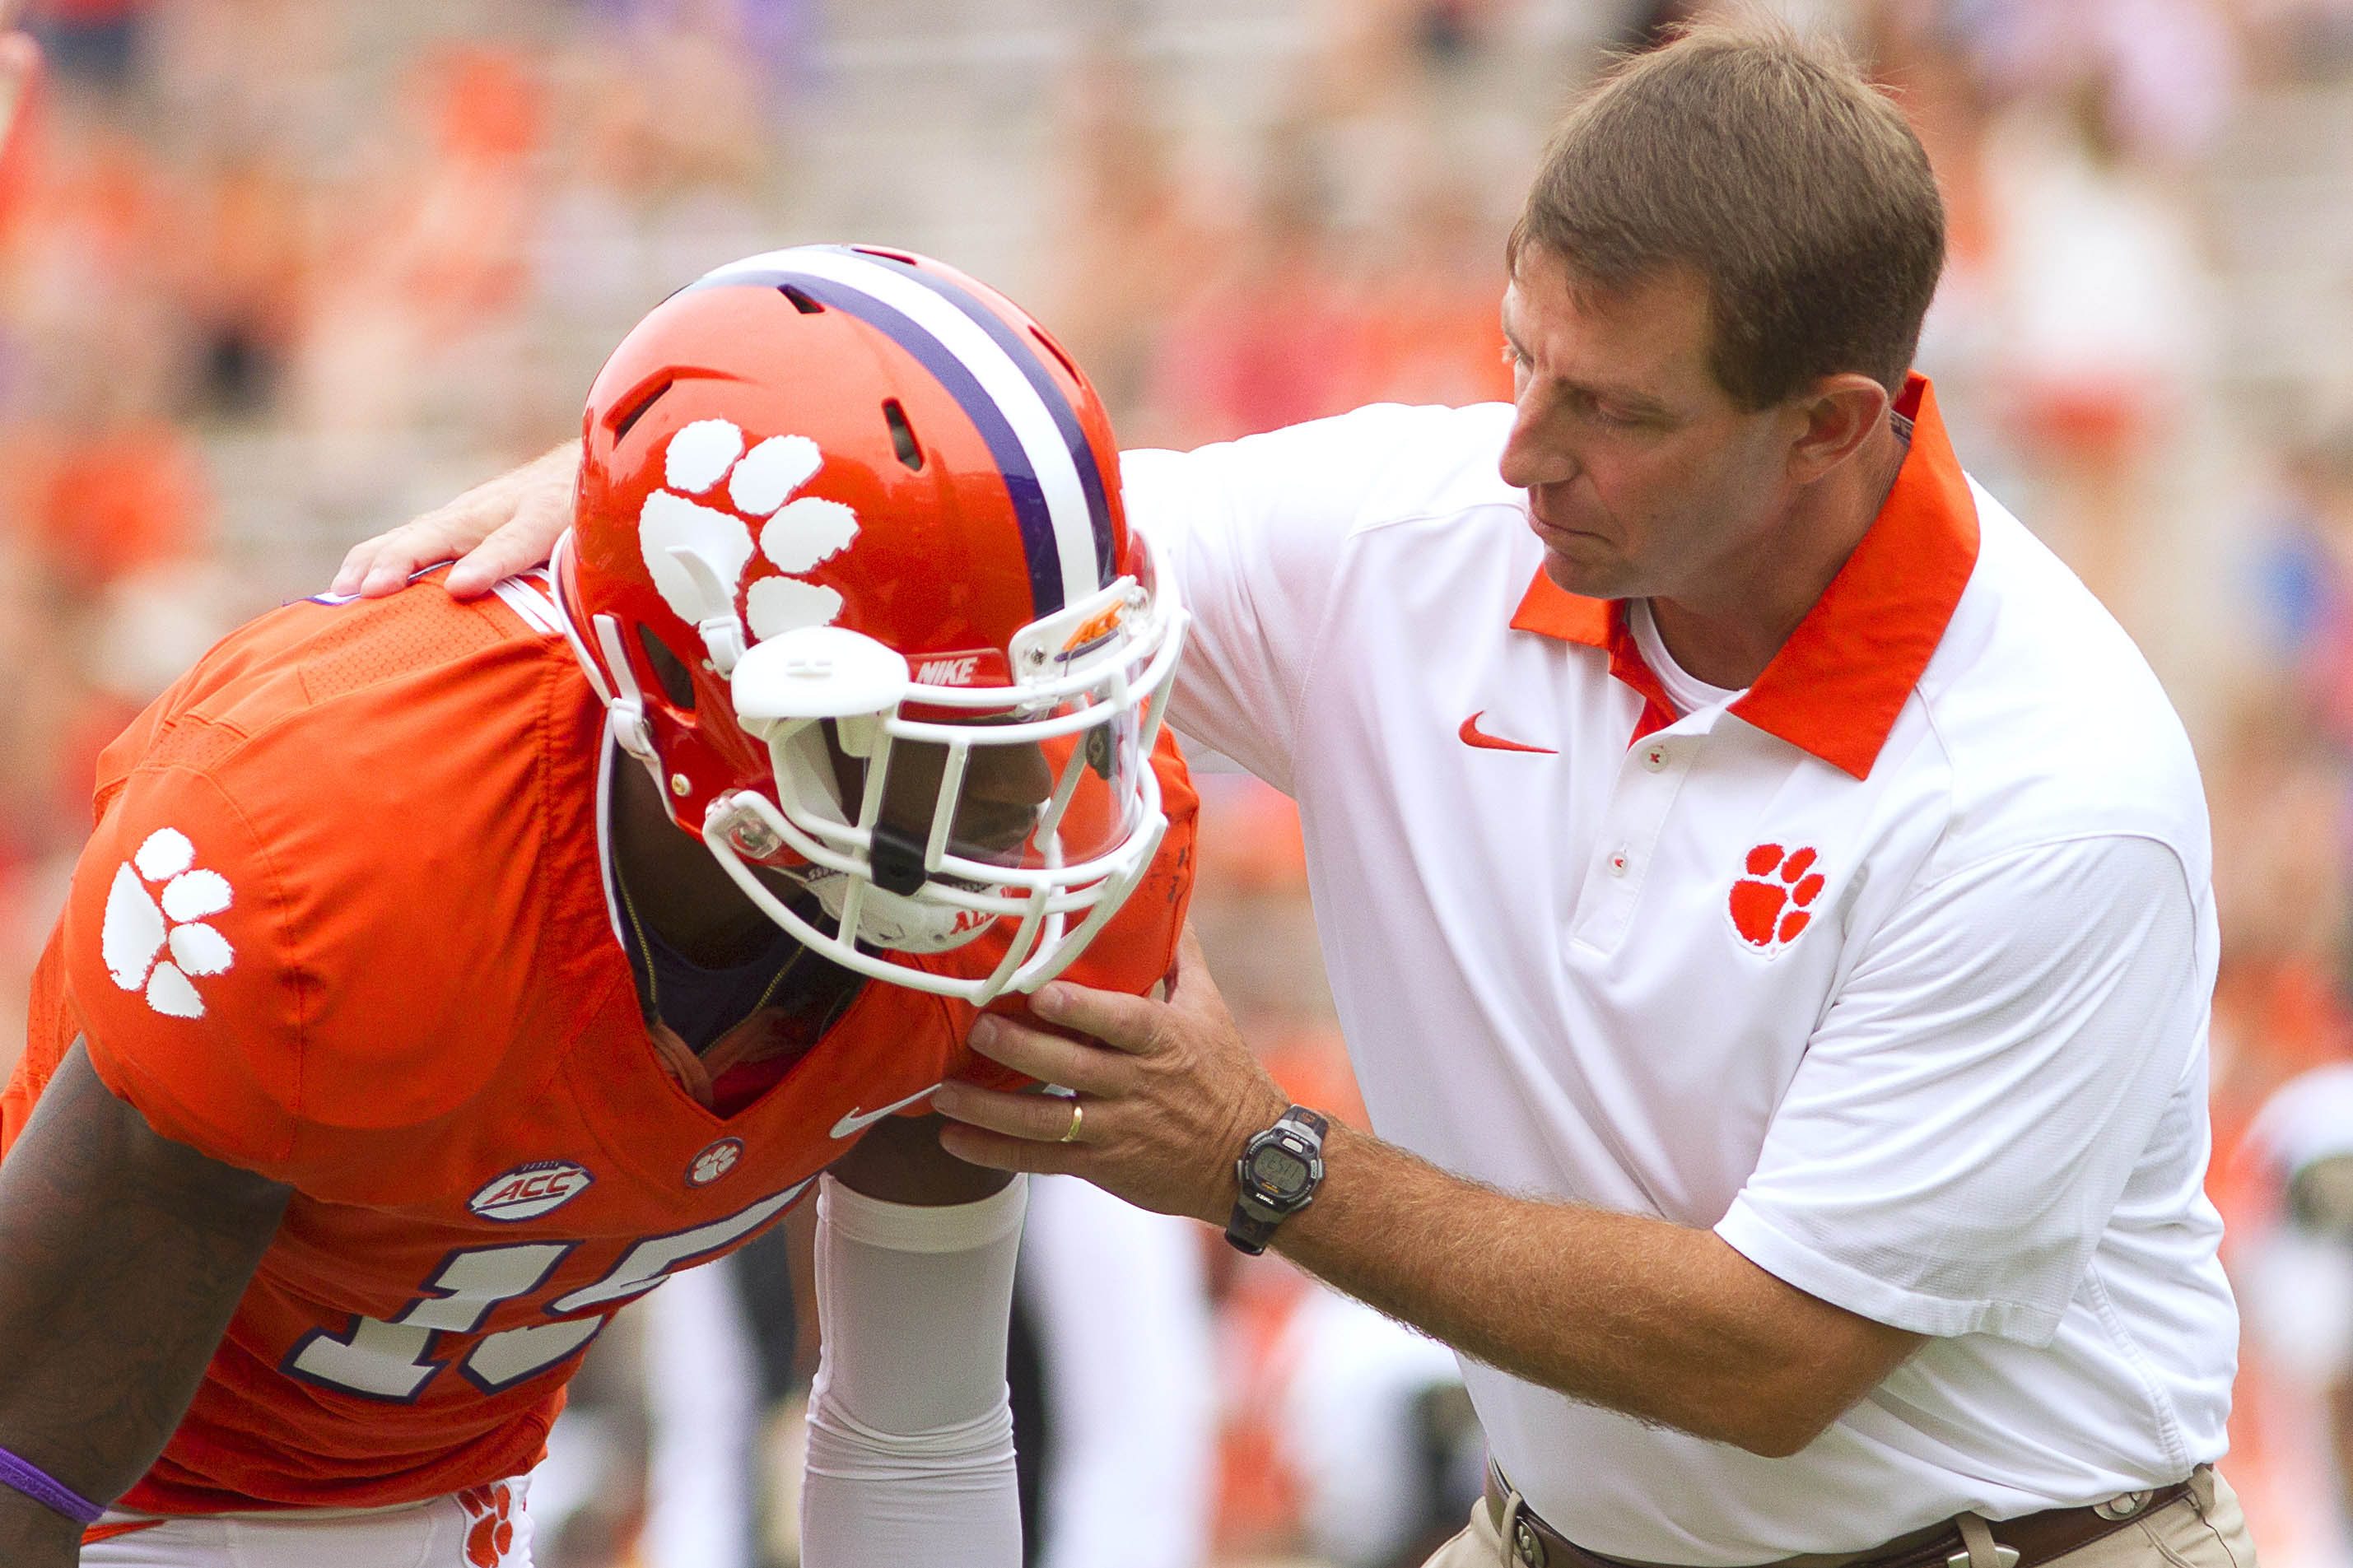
[63,766,310,1179]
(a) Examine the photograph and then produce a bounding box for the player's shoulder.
[89,571,590,902]
[116,566,567,749]
[62,574,610,1175]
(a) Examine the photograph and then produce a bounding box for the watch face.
[1252,1145,1311,1198]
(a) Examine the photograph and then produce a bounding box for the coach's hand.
[934,928,1289,1226]
[332,439,581,600]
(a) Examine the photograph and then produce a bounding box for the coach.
[343,22,2247,1568]
[932,24,2248,1568]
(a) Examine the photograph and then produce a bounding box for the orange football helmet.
[556,244,1186,1003]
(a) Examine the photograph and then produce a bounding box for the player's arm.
[827,1109,1011,1204]
[0,1040,291,1563]
[797,1113,1024,1567]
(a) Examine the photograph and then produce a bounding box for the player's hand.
[330,439,581,601]
[933,927,1290,1226]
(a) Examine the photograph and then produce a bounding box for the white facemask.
[796,866,995,954]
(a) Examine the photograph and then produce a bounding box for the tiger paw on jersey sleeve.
[100,828,235,1019]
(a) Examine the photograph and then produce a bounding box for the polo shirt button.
[1642,744,1668,771]
[1608,848,1630,877]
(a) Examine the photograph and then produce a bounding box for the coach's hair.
[1508,19,1945,410]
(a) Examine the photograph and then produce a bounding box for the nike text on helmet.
[556,244,1187,1005]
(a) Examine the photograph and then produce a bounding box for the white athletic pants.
[81,1477,534,1568]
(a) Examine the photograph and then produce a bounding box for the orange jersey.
[2,574,1195,1514]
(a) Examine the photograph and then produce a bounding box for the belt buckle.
[1944,1516,2020,1568]
[1498,1490,1547,1568]
[1942,1549,2020,1568]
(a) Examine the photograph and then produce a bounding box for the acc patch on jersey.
[468,1161,595,1221]
[101,828,235,1019]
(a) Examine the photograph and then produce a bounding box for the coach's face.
[1498,246,1805,604]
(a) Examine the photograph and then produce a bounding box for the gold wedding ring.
[1058,1099,1085,1143]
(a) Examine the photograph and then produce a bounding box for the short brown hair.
[1508,20,1945,410]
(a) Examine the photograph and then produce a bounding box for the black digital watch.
[1225,1105,1330,1255]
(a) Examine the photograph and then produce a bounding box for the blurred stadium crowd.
[8,0,2353,1564]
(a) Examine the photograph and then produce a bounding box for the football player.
[0,244,1195,1567]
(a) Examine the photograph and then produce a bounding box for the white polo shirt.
[1122,377,2237,1564]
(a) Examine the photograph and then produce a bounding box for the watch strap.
[1224,1203,1281,1256]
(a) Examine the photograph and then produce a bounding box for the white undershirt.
[1627,598,1746,715]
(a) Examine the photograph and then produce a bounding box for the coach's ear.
[1785,374,1892,486]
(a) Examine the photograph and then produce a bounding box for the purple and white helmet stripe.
[687,245,1111,619]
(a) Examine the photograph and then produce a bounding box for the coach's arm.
[930,932,1924,1461]
[0,1041,291,1563]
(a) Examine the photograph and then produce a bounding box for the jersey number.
[282,1181,807,1403]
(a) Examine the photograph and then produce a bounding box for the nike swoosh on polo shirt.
[1459,712,1557,754]
[829,1083,941,1140]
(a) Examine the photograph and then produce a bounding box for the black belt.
[1484,1462,2196,1568]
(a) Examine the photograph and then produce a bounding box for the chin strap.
[547,530,660,770]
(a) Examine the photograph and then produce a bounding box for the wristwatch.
[1225,1105,1330,1255]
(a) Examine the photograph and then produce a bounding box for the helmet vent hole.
[779,285,825,314]
[883,399,924,471]
[611,379,671,445]
[636,623,697,711]
[1028,324,1082,382]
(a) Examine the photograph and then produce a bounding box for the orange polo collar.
[1508,373,1980,779]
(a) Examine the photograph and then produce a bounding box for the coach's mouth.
[1525,505,1611,556]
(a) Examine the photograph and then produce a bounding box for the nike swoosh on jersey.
[1458,712,1557,754]
[829,1084,943,1140]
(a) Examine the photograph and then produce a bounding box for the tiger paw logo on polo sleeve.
[640,416,860,640]
[100,828,234,1018]
[1728,844,1824,953]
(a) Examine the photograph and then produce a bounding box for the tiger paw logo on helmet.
[1728,844,1824,955]
[640,416,859,638]
[100,828,234,1017]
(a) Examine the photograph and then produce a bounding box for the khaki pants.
[1423,1472,2256,1568]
